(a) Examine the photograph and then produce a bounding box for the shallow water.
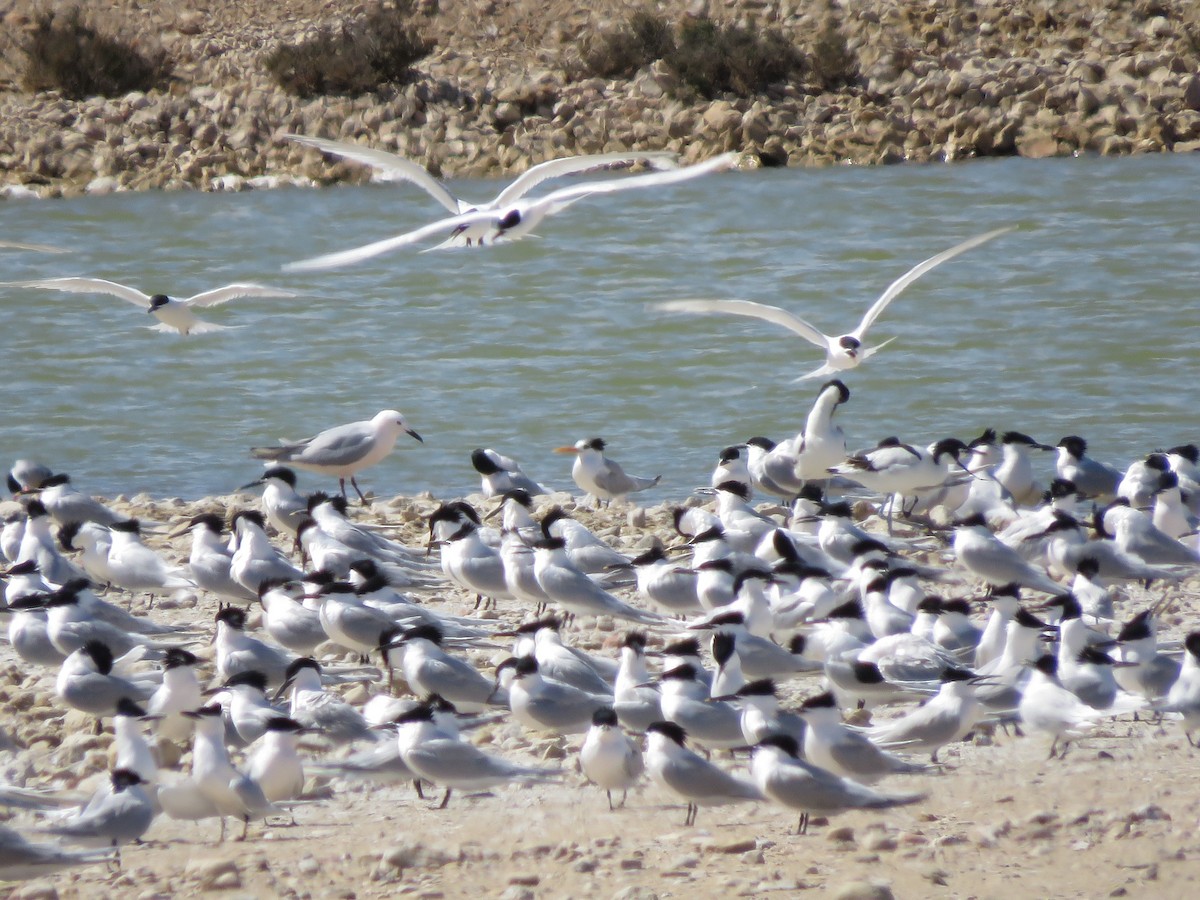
[1,152,1196,503]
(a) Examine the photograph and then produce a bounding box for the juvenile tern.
[657,227,1011,379]
[284,152,736,269]
[9,277,295,335]
[252,409,422,503]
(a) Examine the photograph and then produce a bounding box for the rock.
[12,883,58,900]
[826,825,856,843]
[185,858,240,891]
[831,882,894,900]
[709,838,757,854]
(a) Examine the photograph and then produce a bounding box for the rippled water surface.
[2,153,1197,502]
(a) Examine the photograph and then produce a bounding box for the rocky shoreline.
[1,0,1199,199]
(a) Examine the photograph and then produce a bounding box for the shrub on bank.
[580,11,845,99]
[21,7,173,99]
[581,10,676,79]
[265,2,433,97]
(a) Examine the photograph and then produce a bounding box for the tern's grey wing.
[825,732,900,779]
[14,277,152,309]
[658,753,761,804]
[0,827,112,879]
[491,151,678,206]
[853,227,1013,340]
[593,459,659,496]
[282,134,463,212]
[527,685,606,729]
[414,658,494,705]
[298,696,374,743]
[404,739,528,788]
[309,741,414,783]
[871,704,960,750]
[185,283,297,308]
[658,298,830,350]
[766,759,903,813]
[46,792,154,847]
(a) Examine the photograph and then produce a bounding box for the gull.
[657,227,1011,380]
[555,438,661,506]
[251,409,423,503]
[643,721,761,826]
[8,277,295,335]
[580,707,644,809]
[0,826,113,881]
[283,152,736,270]
[750,734,922,834]
[471,448,547,498]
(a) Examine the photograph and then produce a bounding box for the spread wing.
[184,283,297,308]
[13,277,152,309]
[492,151,679,206]
[659,298,830,351]
[282,134,463,212]
[852,226,1014,339]
[283,208,502,272]
[529,152,735,206]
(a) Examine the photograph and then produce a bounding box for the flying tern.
[657,227,1012,379]
[284,152,737,270]
[8,277,295,335]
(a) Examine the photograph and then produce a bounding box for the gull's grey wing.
[282,134,464,213]
[658,298,830,351]
[184,283,297,308]
[492,151,679,206]
[13,277,152,309]
[852,227,1013,340]
[286,421,378,466]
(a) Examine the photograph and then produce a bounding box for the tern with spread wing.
[657,227,1012,379]
[284,152,737,270]
[7,277,296,335]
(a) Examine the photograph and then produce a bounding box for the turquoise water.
[1,153,1196,502]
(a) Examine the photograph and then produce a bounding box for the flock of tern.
[1,145,1197,888]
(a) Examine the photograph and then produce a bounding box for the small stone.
[297,856,319,876]
[12,883,58,900]
[741,850,765,864]
[185,858,240,891]
[574,858,597,873]
[710,838,757,854]
[509,875,540,886]
[861,833,897,852]
[826,826,855,843]
[619,857,644,870]
[831,882,894,900]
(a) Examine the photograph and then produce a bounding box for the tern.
[251,409,423,503]
[643,721,761,826]
[580,707,645,809]
[471,448,547,498]
[284,152,737,270]
[9,277,295,334]
[751,734,923,834]
[42,769,155,857]
[533,537,662,625]
[657,227,1011,379]
[281,135,677,248]
[555,438,661,505]
[239,466,309,537]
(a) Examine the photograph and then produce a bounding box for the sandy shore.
[1,0,1199,198]
[1,484,1199,898]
